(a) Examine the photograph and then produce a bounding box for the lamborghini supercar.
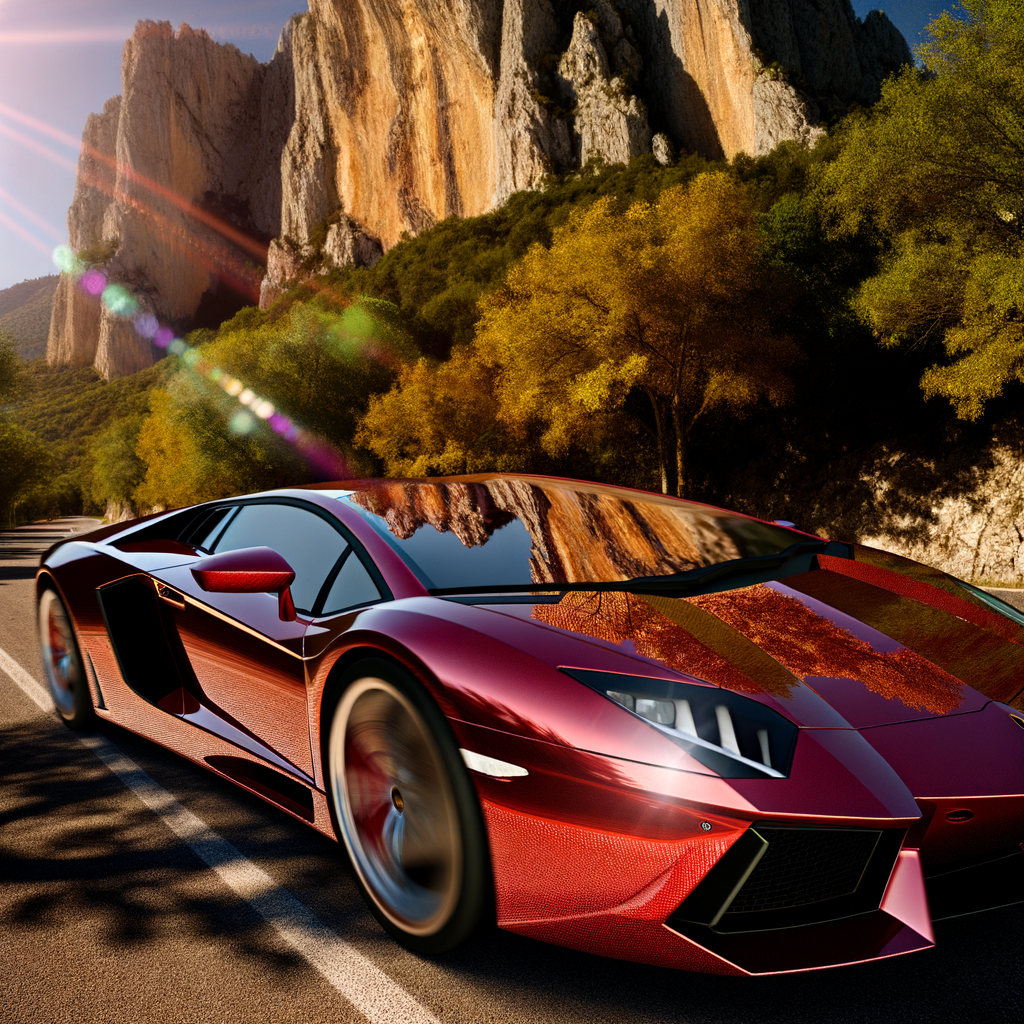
[37,475,1024,974]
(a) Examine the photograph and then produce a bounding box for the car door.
[151,500,350,778]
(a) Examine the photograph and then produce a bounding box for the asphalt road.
[1,519,1020,1024]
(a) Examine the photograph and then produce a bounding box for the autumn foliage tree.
[473,172,802,496]
[815,0,1024,419]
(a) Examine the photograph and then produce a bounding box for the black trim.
[667,823,906,936]
[426,541,853,598]
[96,575,197,707]
[205,755,315,822]
[925,849,1024,920]
[669,828,769,927]
[313,546,352,612]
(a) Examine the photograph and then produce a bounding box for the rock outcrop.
[556,8,652,168]
[856,446,1024,584]
[51,2,911,378]
[49,21,293,376]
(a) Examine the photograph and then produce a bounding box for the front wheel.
[326,658,492,954]
[39,587,93,729]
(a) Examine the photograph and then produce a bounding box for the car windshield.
[332,478,799,593]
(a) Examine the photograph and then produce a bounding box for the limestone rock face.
[857,447,1024,584]
[492,0,573,204]
[47,96,120,369]
[259,215,383,309]
[616,0,910,158]
[753,77,826,155]
[556,11,651,168]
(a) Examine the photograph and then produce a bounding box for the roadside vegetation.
[4,0,1020,539]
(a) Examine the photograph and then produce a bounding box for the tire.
[38,587,93,729]
[326,657,492,954]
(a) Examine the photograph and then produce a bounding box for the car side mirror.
[190,546,298,621]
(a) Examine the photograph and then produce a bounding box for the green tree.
[133,296,411,507]
[0,330,25,407]
[89,413,148,514]
[815,0,1024,418]
[474,173,801,496]
[0,421,53,527]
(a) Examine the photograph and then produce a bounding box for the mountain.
[0,275,59,359]
[47,0,911,380]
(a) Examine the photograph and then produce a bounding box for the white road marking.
[1,643,441,1024]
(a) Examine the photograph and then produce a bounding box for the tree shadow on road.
[0,715,351,976]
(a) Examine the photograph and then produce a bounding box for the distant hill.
[0,274,58,359]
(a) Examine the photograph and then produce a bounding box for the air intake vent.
[667,823,905,934]
[725,827,881,914]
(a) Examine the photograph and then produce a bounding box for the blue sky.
[0,1,949,293]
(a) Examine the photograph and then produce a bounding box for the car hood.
[465,555,1024,728]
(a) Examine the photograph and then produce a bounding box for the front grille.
[725,827,881,914]
[666,823,904,935]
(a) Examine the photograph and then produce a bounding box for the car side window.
[189,506,237,551]
[320,550,381,615]
[212,503,347,613]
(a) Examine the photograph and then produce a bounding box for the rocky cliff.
[50,2,910,378]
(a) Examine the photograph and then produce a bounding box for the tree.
[0,421,52,527]
[473,173,801,496]
[132,296,412,507]
[815,0,1024,419]
[355,347,511,477]
[89,413,148,514]
[0,331,24,408]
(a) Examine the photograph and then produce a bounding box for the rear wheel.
[39,587,93,729]
[326,658,491,954]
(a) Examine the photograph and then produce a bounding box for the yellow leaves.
[133,389,237,509]
[568,354,648,414]
[919,247,1024,418]
[354,347,502,477]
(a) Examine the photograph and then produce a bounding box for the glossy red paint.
[35,476,1024,974]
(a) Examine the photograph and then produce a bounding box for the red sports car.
[37,475,1024,975]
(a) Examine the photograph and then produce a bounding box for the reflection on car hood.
[473,553,1024,728]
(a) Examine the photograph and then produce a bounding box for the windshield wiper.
[427,540,851,597]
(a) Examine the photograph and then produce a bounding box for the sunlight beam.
[0,185,62,239]
[0,209,55,255]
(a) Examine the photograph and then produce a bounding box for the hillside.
[0,275,58,359]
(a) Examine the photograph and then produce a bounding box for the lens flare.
[53,245,83,275]
[81,269,107,296]
[230,410,255,434]
[1,101,266,305]
[0,185,62,239]
[0,209,54,255]
[46,226,352,479]
[102,283,138,316]
[0,122,78,171]
[134,313,159,338]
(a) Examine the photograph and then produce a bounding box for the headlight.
[561,669,798,778]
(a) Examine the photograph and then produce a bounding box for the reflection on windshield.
[341,478,796,590]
